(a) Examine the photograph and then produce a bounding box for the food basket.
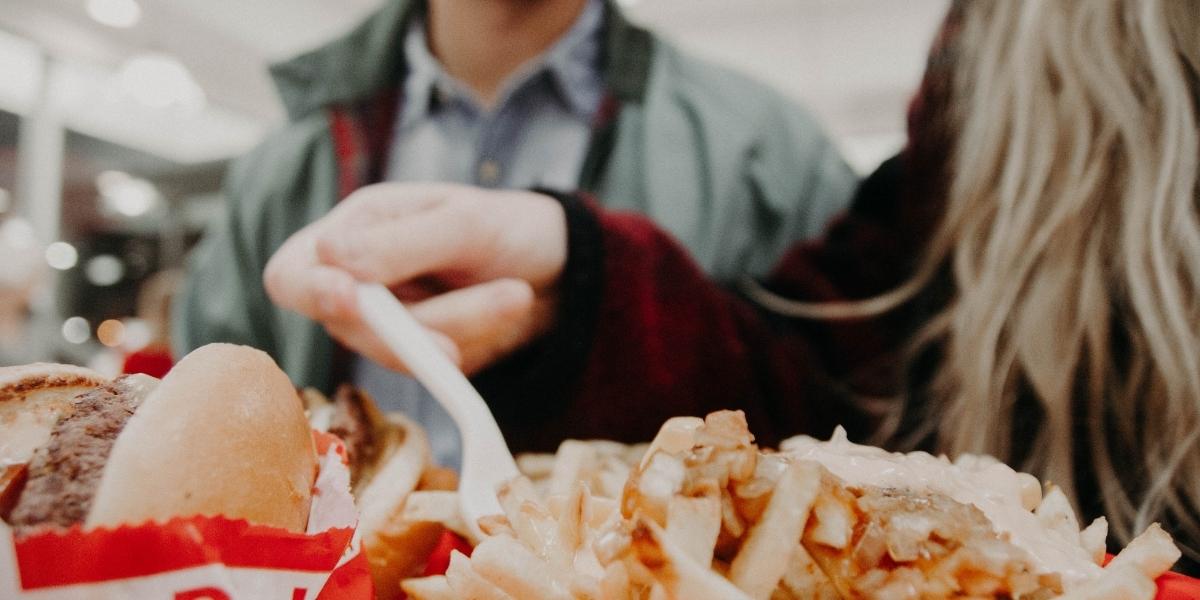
[1,432,373,599]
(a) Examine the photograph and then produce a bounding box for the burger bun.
[87,343,318,532]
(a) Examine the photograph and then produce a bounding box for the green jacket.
[174,0,857,392]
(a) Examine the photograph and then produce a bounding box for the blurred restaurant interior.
[0,0,947,372]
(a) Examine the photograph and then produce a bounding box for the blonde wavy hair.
[751,0,1200,557]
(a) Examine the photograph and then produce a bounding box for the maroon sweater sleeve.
[477,158,933,452]
[562,204,870,448]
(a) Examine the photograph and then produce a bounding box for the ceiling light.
[115,53,206,112]
[96,170,159,217]
[86,0,142,29]
[45,241,78,270]
[85,254,125,286]
[62,316,91,344]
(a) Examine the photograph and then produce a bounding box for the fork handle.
[355,283,519,479]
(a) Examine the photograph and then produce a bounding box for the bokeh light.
[62,316,91,344]
[97,319,126,347]
[85,254,126,286]
[45,241,79,270]
[96,170,160,218]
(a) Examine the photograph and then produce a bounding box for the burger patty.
[328,385,378,484]
[7,375,156,534]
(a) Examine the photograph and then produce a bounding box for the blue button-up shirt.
[353,0,605,467]
[389,0,604,190]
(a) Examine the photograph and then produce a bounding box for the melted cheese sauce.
[781,428,1102,589]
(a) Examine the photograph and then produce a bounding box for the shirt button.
[478,159,502,185]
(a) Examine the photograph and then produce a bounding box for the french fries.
[664,494,721,566]
[403,490,470,539]
[400,575,456,600]
[1079,517,1109,565]
[470,535,573,599]
[398,411,1182,600]
[444,551,515,600]
[1057,565,1156,600]
[727,461,821,599]
[777,545,841,600]
[628,516,753,600]
[1106,523,1182,580]
[1037,486,1083,544]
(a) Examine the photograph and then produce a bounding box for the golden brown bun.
[87,343,317,532]
[357,412,445,600]
[0,363,108,465]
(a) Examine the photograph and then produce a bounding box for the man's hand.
[264,183,568,375]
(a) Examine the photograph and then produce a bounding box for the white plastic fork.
[356,282,519,541]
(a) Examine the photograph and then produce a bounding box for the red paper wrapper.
[420,531,473,578]
[1,432,373,599]
[1156,570,1200,600]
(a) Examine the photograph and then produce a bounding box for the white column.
[15,52,65,361]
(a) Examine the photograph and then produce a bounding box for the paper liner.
[1,431,372,599]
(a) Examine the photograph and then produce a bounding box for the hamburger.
[0,343,318,535]
[305,384,452,599]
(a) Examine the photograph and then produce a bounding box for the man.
[176,0,856,463]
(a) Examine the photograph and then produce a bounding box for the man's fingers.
[391,278,443,302]
[325,182,461,227]
[408,279,533,333]
[264,183,565,376]
[261,222,358,322]
[314,208,480,285]
[343,183,463,212]
[408,279,537,374]
[264,258,359,323]
[325,279,534,376]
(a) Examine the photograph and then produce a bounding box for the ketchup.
[0,463,28,521]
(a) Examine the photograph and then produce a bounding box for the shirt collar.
[399,16,444,125]
[400,0,605,124]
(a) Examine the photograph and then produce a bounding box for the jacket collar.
[269,0,652,120]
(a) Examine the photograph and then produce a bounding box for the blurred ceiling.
[0,0,948,170]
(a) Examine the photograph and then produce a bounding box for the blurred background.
[0,0,946,371]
